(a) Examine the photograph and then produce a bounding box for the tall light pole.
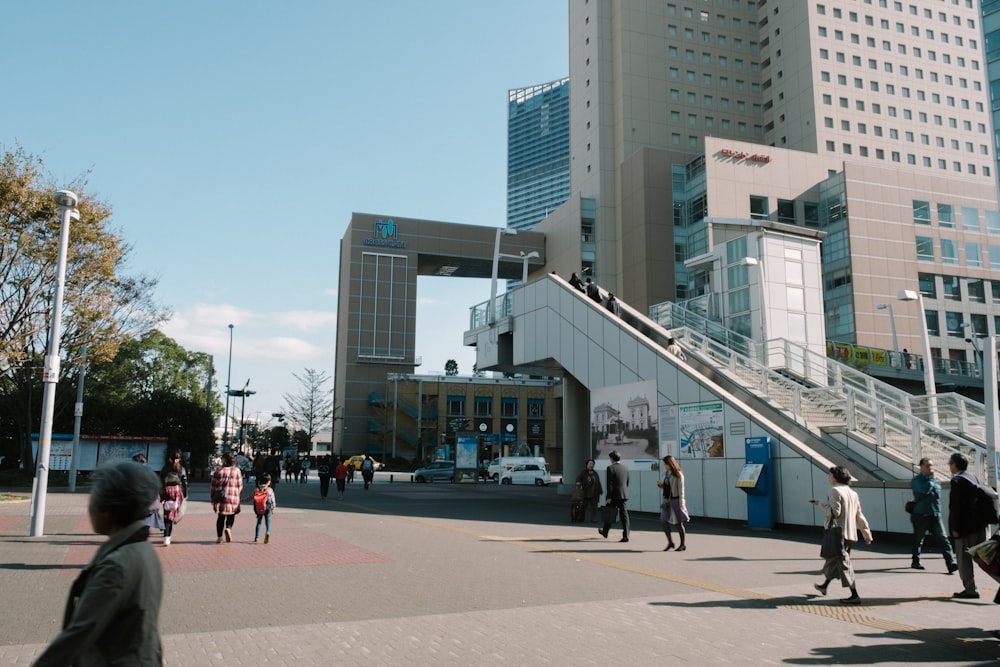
[961,322,983,378]
[228,379,255,451]
[498,250,540,284]
[899,289,937,426]
[223,324,233,452]
[489,227,517,324]
[876,303,899,368]
[30,190,79,537]
[67,342,88,493]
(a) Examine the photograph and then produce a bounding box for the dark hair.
[609,450,621,462]
[223,451,236,467]
[259,472,271,485]
[949,452,969,471]
[585,458,595,466]
[91,460,162,527]
[829,465,852,485]
[918,457,933,467]
[164,472,180,486]
[663,455,683,477]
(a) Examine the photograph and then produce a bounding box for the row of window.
[446,397,545,419]
[912,201,1000,233]
[818,44,980,72]
[825,118,988,154]
[668,48,759,72]
[667,2,758,20]
[821,2,976,25]
[816,17,979,48]
[667,24,759,52]
[915,236,1000,267]
[820,68,981,98]
[919,272,999,304]
[819,92,986,129]
[822,145,990,174]
[920,308,992,339]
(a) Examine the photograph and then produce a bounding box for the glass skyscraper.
[506,77,570,231]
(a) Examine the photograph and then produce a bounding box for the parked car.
[342,455,383,471]
[499,463,551,486]
[413,460,456,483]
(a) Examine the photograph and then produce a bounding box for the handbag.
[211,489,224,504]
[904,500,915,514]
[599,504,618,525]
[820,522,844,558]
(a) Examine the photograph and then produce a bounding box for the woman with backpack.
[253,472,277,544]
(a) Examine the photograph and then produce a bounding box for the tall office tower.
[507,78,571,231]
[561,1,994,296]
[984,1,1000,193]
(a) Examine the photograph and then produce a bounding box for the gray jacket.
[34,520,163,666]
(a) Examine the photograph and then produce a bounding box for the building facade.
[507,78,571,231]
[534,0,998,376]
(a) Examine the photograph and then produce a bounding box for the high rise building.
[983,0,1000,189]
[535,0,998,376]
[506,77,571,231]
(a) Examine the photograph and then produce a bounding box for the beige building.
[536,0,999,381]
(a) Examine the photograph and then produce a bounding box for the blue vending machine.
[738,436,774,530]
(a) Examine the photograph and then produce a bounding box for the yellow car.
[341,455,383,471]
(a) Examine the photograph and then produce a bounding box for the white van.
[487,456,547,482]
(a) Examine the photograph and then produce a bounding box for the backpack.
[361,459,373,471]
[253,486,271,516]
[968,480,1000,529]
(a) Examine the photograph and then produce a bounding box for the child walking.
[253,472,277,544]
[160,472,185,546]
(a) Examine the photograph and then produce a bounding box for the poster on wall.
[455,433,478,471]
[659,405,678,459]
[590,379,658,461]
[678,401,725,458]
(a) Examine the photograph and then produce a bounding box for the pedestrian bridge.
[464,273,989,536]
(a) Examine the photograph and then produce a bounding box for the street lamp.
[898,289,937,426]
[876,303,899,368]
[961,322,983,378]
[223,324,234,452]
[489,227,517,324]
[497,249,540,284]
[228,379,255,451]
[30,190,80,537]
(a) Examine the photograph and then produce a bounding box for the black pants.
[216,513,236,537]
[319,475,331,498]
[602,500,630,538]
[164,519,175,538]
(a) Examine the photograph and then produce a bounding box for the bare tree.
[281,368,334,443]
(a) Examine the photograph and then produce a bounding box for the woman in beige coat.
[810,466,873,604]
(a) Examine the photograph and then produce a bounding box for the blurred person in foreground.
[34,459,164,666]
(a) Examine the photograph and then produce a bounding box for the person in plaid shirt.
[211,451,244,543]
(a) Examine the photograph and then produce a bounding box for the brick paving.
[0,476,999,665]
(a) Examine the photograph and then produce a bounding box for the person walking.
[585,277,602,304]
[253,472,277,544]
[605,292,622,317]
[910,457,958,573]
[658,455,690,551]
[948,452,989,599]
[160,472,185,546]
[300,457,311,484]
[599,450,630,542]
[211,451,244,544]
[317,456,332,499]
[131,453,164,535]
[575,459,603,522]
[33,460,164,666]
[161,448,189,499]
[361,455,375,490]
[334,457,349,499]
[666,337,686,361]
[811,465,873,604]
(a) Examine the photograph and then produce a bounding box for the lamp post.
[497,249,540,284]
[30,190,79,537]
[489,227,517,324]
[876,303,899,368]
[228,379,255,451]
[223,324,233,452]
[67,342,88,493]
[983,336,999,486]
[961,322,983,378]
[899,289,937,426]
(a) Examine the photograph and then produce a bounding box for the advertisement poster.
[679,401,725,458]
[455,432,478,470]
[590,379,658,460]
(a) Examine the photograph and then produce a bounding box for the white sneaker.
[164,536,171,546]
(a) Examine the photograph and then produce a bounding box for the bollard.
[390,474,393,483]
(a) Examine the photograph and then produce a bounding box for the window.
[938,203,955,228]
[986,211,1000,235]
[447,396,466,417]
[942,275,961,300]
[474,397,492,417]
[913,200,931,224]
[967,278,986,303]
[501,398,518,418]
[966,242,983,268]
[918,272,937,298]
[990,245,1000,270]
[749,195,768,220]
[527,399,544,419]
[916,236,934,261]
[941,239,958,264]
[945,311,964,337]
[777,199,795,224]
[961,207,980,232]
[925,309,941,337]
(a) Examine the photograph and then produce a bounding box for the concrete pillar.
[560,373,590,494]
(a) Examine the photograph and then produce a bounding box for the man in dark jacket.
[600,450,630,542]
[910,457,957,573]
[948,452,987,599]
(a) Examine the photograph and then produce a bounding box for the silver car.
[413,460,456,483]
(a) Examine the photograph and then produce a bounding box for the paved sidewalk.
[1,476,999,665]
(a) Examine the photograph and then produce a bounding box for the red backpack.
[253,486,270,515]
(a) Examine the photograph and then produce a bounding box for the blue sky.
[2,2,568,424]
